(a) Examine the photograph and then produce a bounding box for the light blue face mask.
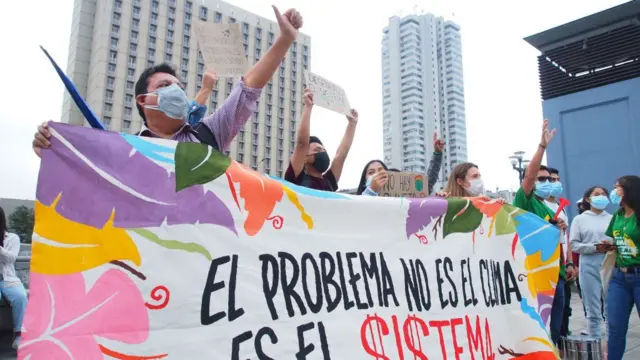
[590,195,609,210]
[550,182,563,198]
[144,83,189,120]
[535,181,553,198]
[610,188,622,206]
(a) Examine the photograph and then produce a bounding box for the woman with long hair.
[0,206,28,350]
[569,186,612,339]
[605,175,640,359]
[356,159,389,196]
[441,162,484,197]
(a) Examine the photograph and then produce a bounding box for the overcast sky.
[0,0,627,200]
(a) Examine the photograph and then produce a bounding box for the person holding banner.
[32,6,304,155]
[604,175,640,360]
[355,133,444,196]
[285,89,358,191]
[512,119,576,346]
[186,70,217,126]
[0,207,28,350]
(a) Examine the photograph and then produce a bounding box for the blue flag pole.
[40,46,106,130]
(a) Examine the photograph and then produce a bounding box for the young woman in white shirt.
[0,207,28,349]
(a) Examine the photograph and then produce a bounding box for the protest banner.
[193,21,248,78]
[304,71,351,116]
[22,123,561,359]
[381,171,428,198]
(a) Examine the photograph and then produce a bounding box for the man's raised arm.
[202,6,303,151]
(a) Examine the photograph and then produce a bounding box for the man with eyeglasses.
[513,120,577,347]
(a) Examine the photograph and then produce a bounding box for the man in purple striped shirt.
[32,6,303,156]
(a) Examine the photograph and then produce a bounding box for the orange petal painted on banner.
[32,193,141,275]
[226,162,285,236]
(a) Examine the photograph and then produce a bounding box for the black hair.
[580,186,609,212]
[0,207,6,247]
[134,63,179,124]
[617,175,640,218]
[309,136,323,145]
[388,168,401,172]
[578,202,587,214]
[356,160,388,195]
[539,165,550,174]
[548,167,559,175]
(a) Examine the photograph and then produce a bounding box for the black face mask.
[312,151,330,173]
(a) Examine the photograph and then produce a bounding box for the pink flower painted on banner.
[19,269,149,360]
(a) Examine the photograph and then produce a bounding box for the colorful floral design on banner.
[20,270,154,359]
[36,125,236,233]
[23,123,562,359]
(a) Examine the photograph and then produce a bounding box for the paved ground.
[564,285,640,358]
[0,288,637,359]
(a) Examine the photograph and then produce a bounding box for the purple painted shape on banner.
[36,123,236,234]
[537,293,554,326]
[405,197,448,238]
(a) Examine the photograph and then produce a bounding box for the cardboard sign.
[193,21,248,78]
[23,123,562,359]
[304,71,351,116]
[381,171,428,198]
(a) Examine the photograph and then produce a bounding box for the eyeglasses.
[537,176,557,183]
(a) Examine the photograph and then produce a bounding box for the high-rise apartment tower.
[62,0,311,176]
[381,13,467,189]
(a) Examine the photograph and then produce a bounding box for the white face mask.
[466,178,485,196]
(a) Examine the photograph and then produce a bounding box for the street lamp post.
[509,151,530,184]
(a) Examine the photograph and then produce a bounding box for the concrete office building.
[62,0,311,176]
[525,1,640,220]
[381,13,467,190]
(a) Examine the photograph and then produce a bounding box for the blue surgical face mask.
[366,176,373,188]
[535,181,553,198]
[610,188,622,206]
[144,84,189,120]
[590,195,609,210]
[550,182,563,198]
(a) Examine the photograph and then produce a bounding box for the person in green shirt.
[512,119,576,346]
[604,175,640,360]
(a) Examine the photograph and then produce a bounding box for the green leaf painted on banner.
[131,228,212,261]
[495,205,526,236]
[443,198,483,238]
[175,142,231,191]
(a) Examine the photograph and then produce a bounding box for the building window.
[123,120,131,131]
[200,6,207,20]
[214,12,222,23]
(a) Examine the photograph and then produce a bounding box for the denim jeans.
[0,281,27,332]
[580,253,607,338]
[607,268,640,360]
[550,277,566,345]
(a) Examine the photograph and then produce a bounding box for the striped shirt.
[139,78,262,151]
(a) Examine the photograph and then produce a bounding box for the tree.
[8,206,34,243]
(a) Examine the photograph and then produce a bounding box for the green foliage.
[8,205,34,243]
